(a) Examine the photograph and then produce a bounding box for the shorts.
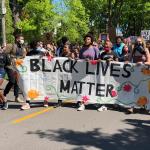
[0,68,5,79]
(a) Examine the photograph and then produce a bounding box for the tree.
[6,0,14,43]
[81,0,150,39]
[54,0,89,43]
[16,0,55,41]
[119,0,150,37]
[81,0,125,40]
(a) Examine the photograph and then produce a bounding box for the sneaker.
[21,103,30,110]
[97,105,107,112]
[44,100,49,107]
[77,104,85,111]
[54,100,62,108]
[126,108,134,114]
[15,97,24,103]
[2,101,8,110]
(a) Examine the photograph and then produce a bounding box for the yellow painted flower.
[27,89,40,100]
[141,68,150,75]
[137,96,148,107]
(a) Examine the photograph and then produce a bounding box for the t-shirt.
[132,45,146,63]
[79,46,99,60]
[100,51,117,61]
[119,53,130,62]
[12,43,26,58]
[112,43,125,58]
[0,52,11,68]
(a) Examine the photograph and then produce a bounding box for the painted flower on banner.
[141,68,150,75]
[111,90,117,97]
[15,59,24,66]
[82,95,90,104]
[123,84,132,92]
[28,89,40,100]
[44,96,49,101]
[137,96,148,107]
[47,55,53,62]
[90,60,98,65]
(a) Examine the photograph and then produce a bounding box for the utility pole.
[1,0,6,46]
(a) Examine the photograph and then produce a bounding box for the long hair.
[135,36,146,50]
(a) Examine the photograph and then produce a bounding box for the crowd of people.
[0,33,150,114]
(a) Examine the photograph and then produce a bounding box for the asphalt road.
[0,81,150,150]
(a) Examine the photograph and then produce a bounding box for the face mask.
[124,48,128,53]
[19,39,24,44]
[116,43,121,47]
[137,43,142,46]
[104,47,110,52]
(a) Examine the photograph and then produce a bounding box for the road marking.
[12,107,54,124]
[12,100,74,124]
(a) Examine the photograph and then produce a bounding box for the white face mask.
[20,39,24,44]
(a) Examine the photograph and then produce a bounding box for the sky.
[53,0,61,4]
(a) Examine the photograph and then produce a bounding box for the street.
[0,81,150,150]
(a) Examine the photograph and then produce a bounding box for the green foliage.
[55,0,89,43]
[81,0,150,38]
[16,0,55,41]
[4,0,150,44]
[5,0,14,43]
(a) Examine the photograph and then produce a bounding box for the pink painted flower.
[111,90,117,97]
[47,55,53,62]
[123,84,132,92]
[82,96,89,104]
[44,96,49,101]
[90,60,98,65]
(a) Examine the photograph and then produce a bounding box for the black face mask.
[135,45,145,54]
[137,43,142,46]
[116,43,121,47]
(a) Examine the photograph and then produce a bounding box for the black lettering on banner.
[87,82,95,95]
[96,84,105,97]
[42,59,51,72]
[86,62,94,75]
[30,59,40,72]
[63,59,71,73]
[106,84,114,97]
[122,64,132,78]
[77,81,86,94]
[53,60,63,72]
[101,61,109,76]
[110,63,120,77]
[71,81,78,94]
[60,80,70,93]
[96,62,100,75]
[71,60,78,73]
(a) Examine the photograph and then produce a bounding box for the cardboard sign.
[141,30,150,41]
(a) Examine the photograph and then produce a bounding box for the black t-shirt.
[0,52,11,68]
[100,51,117,61]
[119,53,130,62]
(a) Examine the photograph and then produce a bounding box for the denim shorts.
[0,68,5,79]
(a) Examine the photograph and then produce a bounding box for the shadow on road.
[26,119,150,150]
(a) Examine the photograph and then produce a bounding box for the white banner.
[16,56,150,109]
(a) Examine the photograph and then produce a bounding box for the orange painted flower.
[15,59,24,66]
[137,96,148,106]
[141,68,150,75]
[27,89,40,100]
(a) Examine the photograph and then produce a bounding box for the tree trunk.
[107,0,116,41]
